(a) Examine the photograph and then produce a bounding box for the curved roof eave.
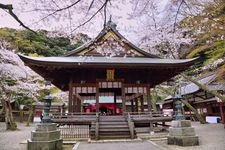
[18,53,198,68]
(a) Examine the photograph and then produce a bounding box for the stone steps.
[90,116,132,140]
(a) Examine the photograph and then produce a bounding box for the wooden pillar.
[147,85,152,112]
[135,98,138,112]
[122,83,126,114]
[131,100,134,112]
[76,97,81,112]
[140,95,144,112]
[73,96,77,112]
[96,82,99,113]
[68,78,73,113]
[114,93,117,115]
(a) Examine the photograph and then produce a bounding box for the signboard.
[106,69,115,81]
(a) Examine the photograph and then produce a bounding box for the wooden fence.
[58,125,90,139]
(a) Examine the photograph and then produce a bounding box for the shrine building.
[19,20,197,115]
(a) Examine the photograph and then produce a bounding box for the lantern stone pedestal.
[167,120,199,146]
[27,123,62,150]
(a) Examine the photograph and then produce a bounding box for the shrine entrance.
[69,79,152,115]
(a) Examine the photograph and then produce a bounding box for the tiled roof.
[164,73,225,100]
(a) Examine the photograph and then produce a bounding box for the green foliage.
[35,79,45,85]
[181,0,225,71]
[5,79,17,86]
[52,97,62,103]
[187,45,209,58]
[15,94,33,110]
[0,28,86,56]
[50,87,59,94]
[37,89,49,101]
[28,53,40,57]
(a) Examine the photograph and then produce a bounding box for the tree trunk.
[181,99,206,124]
[26,106,33,126]
[0,98,6,126]
[5,100,17,130]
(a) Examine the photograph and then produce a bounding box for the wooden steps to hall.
[90,115,133,140]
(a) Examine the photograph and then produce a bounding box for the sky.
[0,0,168,43]
[0,0,21,28]
[0,1,134,32]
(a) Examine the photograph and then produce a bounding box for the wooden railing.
[51,112,97,118]
[51,112,97,124]
[124,111,173,133]
[58,125,89,139]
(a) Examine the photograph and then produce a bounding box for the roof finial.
[105,15,117,29]
[109,15,112,22]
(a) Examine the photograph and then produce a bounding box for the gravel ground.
[0,122,35,150]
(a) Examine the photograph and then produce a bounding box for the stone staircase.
[90,115,132,140]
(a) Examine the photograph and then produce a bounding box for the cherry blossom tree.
[129,0,209,58]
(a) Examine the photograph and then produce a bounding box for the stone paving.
[0,121,224,150]
[76,141,160,150]
[74,122,225,150]
[154,122,225,150]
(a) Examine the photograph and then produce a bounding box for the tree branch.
[34,0,82,24]
[0,3,36,33]
[173,0,185,32]
[71,0,109,32]
[103,0,108,27]
[88,0,95,12]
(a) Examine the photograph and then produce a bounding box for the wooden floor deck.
[51,112,173,140]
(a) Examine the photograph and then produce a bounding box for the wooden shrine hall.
[19,20,197,114]
[19,20,197,139]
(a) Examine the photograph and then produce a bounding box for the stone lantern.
[41,95,53,123]
[167,89,199,146]
[173,92,185,120]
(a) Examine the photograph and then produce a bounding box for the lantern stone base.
[27,123,63,150]
[167,120,199,146]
